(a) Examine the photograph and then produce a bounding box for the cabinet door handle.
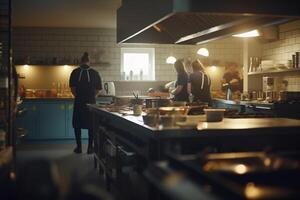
[60,105,65,110]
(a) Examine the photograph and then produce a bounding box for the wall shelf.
[15,62,110,67]
[248,68,300,75]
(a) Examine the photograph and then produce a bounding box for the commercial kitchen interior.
[1,0,300,199]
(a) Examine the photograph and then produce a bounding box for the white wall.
[260,20,300,91]
[13,27,244,93]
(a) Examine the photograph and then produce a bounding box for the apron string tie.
[78,67,91,82]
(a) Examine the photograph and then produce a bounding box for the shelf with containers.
[248,67,300,75]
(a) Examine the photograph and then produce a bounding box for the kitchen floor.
[16,143,110,199]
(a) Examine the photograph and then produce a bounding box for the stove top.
[146,152,300,200]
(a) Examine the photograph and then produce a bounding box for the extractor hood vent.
[117,0,299,44]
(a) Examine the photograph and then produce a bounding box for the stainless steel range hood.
[117,0,299,44]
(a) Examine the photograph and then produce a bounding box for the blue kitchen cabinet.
[65,102,88,139]
[15,100,90,141]
[38,102,66,139]
[15,102,38,139]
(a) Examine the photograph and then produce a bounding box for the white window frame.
[121,47,155,81]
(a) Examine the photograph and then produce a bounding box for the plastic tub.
[204,109,226,122]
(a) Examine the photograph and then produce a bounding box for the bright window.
[121,48,155,80]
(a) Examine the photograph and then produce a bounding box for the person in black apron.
[187,59,212,105]
[171,59,189,102]
[69,52,102,154]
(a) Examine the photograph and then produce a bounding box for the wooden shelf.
[248,68,300,75]
[15,62,110,67]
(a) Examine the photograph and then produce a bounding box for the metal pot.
[145,98,171,108]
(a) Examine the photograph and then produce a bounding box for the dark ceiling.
[12,0,121,28]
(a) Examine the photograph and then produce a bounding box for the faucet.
[226,87,232,100]
[222,83,232,100]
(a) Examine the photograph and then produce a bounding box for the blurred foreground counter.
[88,104,300,200]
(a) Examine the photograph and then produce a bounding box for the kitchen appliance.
[117,0,297,44]
[263,76,276,101]
[103,81,116,96]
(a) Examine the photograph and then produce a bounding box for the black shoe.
[73,147,82,154]
[87,147,94,154]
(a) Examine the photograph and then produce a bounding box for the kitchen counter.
[88,104,300,154]
[88,104,299,138]
[89,104,300,200]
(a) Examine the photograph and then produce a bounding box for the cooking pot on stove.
[145,98,171,108]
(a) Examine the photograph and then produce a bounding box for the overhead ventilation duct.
[117,0,299,44]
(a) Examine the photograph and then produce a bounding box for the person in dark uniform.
[187,59,212,104]
[69,52,102,154]
[221,62,242,92]
[170,59,189,102]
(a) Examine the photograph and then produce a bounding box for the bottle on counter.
[296,52,299,68]
[139,70,143,80]
[226,87,233,100]
[292,54,296,68]
[129,70,133,80]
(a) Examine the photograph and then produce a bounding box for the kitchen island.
[88,104,300,199]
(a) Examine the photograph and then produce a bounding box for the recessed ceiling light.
[233,30,260,38]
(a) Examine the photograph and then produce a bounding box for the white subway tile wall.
[262,20,300,91]
[13,27,243,94]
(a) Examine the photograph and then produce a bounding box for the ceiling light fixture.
[197,48,209,57]
[166,56,176,64]
[211,66,217,71]
[233,30,260,38]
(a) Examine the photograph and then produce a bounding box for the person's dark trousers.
[87,128,94,154]
[74,128,94,154]
[74,128,82,153]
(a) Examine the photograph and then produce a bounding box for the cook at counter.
[69,52,102,154]
[221,62,243,93]
[170,59,189,102]
[187,59,212,104]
